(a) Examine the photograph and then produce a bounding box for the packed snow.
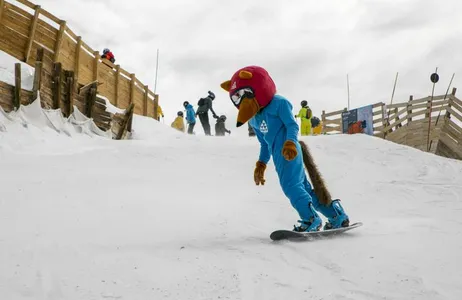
[1,52,462,300]
[1,103,462,299]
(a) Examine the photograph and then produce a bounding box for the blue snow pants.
[272,139,335,220]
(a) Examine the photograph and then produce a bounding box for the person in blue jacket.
[220,66,350,232]
[183,101,196,134]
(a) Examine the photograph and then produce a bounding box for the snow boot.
[323,199,349,230]
[293,203,322,232]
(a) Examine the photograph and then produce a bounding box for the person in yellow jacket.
[295,100,312,136]
[171,111,185,132]
[156,105,164,121]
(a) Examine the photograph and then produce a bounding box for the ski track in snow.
[1,103,462,298]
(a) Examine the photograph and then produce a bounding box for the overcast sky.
[22,0,462,130]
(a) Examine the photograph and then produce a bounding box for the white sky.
[19,0,462,126]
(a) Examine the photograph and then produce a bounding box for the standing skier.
[183,101,196,134]
[220,66,350,231]
[196,91,218,135]
[295,100,312,136]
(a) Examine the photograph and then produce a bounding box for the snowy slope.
[1,112,462,299]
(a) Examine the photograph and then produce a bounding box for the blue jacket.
[185,104,196,124]
[249,94,299,164]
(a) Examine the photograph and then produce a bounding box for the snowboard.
[270,222,363,241]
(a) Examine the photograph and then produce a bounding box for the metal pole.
[347,74,350,110]
[427,67,439,152]
[154,48,159,94]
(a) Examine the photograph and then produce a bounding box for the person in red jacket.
[101,48,115,63]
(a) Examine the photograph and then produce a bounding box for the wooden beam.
[130,73,135,105]
[0,0,5,23]
[52,63,62,109]
[116,103,134,140]
[31,48,44,102]
[54,21,66,62]
[93,51,99,81]
[115,65,120,107]
[14,63,21,109]
[74,36,82,85]
[153,94,158,120]
[25,6,40,64]
[143,85,148,116]
[86,85,97,118]
[66,71,74,117]
[78,80,100,95]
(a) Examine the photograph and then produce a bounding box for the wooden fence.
[0,0,159,119]
[321,88,462,160]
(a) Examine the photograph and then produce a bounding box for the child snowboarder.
[183,101,196,134]
[220,66,350,232]
[171,111,185,132]
[215,115,231,136]
[295,100,312,136]
[101,48,115,63]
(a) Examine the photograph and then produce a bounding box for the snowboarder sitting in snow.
[101,48,115,63]
[171,111,185,132]
[220,66,350,232]
[215,115,231,136]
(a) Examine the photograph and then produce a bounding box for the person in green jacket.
[295,100,312,136]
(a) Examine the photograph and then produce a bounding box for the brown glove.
[254,161,266,185]
[282,140,298,161]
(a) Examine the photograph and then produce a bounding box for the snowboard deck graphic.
[270,222,363,241]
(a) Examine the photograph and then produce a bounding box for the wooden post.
[129,73,135,105]
[445,88,457,120]
[0,0,5,22]
[406,95,413,125]
[25,5,40,64]
[381,103,388,138]
[86,83,97,118]
[52,62,62,109]
[54,21,66,62]
[14,63,21,109]
[321,110,326,134]
[66,71,74,117]
[116,103,134,140]
[115,65,120,107]
[394,107,402,129]
[153,94,158,120]
[143,85,148,116]
[31,48,44,102]
[74,36,81,86]
[93,51,99,81]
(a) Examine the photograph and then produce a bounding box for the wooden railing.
[0,0,158,119]
[321,88,462,160]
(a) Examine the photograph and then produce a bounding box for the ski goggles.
[230,87,255,108]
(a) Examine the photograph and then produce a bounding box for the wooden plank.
[93,50,99,81]
[447,107,462,123]
[0,0,5,22]
[36,7,61,24]
[64,26,77,40]
[385,102,408,109]
[53,21,66,62]
[324,118,341,125]
[5,2,32,20]
[52,62,62,109]
[143,85,148,116]
[36,18,57,37]
[31,47,43,102]
[3,8,30,36]
[130,73,135,105]
[25,5,40,63]
[14,63,21,109]
[323,107,347,118]
[74,36,81,83]
[115,65,120,107]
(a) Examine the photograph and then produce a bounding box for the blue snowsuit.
[185,104,196,124]
[249,95,335,221]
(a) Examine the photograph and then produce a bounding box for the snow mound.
[0,92,112,142]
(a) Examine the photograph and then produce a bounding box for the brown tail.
[299,141,332,206]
